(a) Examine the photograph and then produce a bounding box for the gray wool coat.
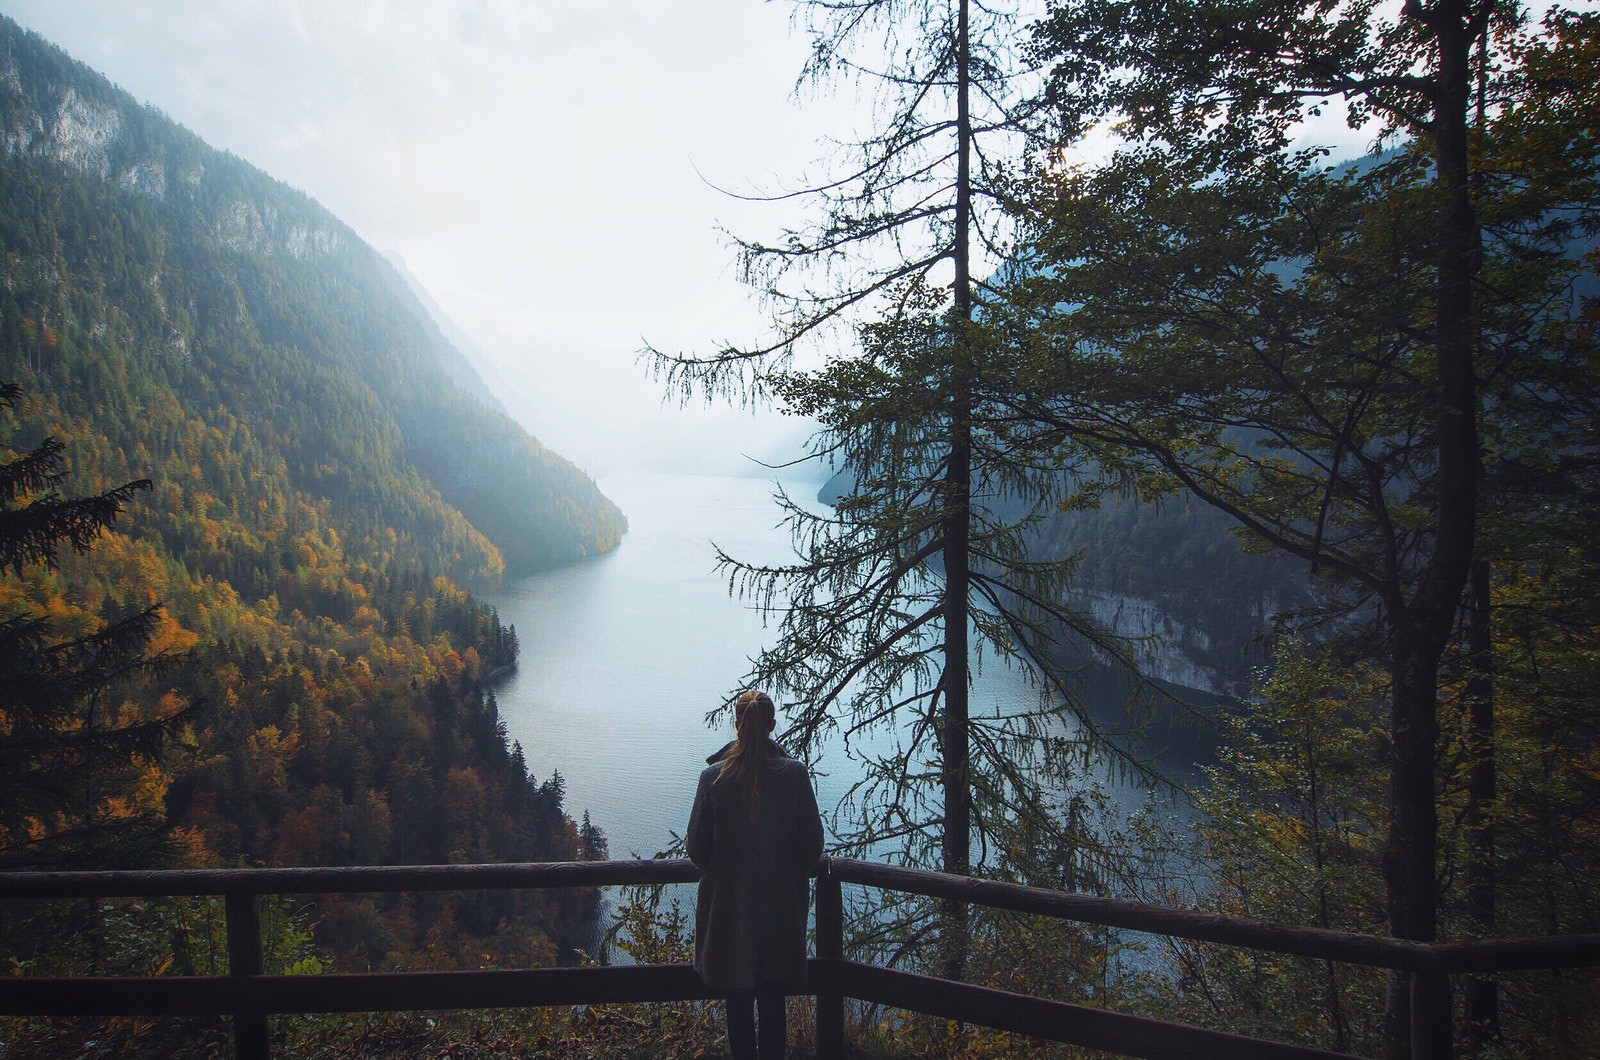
[686,741,825,991]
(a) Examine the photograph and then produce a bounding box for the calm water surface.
[485,471,817,857]
[484,470,1164,861]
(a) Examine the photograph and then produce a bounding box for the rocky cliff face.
[4,81,122,176]
[1,42,351,270]
[1072,585,1302,698]
[817,467,1305,699]
[1078,590,1223,694]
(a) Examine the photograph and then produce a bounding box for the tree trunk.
[1463,558,1500,1051]
[941,405,972,981]
[940,0,975,983]
[1384,617,1444,1059]
[1383,4,1482,1056]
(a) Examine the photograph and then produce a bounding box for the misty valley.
[1,4,1596,1060]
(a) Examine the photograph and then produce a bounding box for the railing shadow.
[2,858,1596,1059]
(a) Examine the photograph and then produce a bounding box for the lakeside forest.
[0,7,624,1041]
[2,1,1598,1058]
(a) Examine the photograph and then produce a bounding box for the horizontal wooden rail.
[1424,934,1600,975]
[3,857,1597,1060]
[0,964,724,1017]
[826,858,1600,975]
[0,858,701,901]
[834,961,1354,1060]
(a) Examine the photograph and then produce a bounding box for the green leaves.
[1035,0,1431,152]
[1012,145,1457,602]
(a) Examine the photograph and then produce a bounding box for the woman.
[686,690,825,1060]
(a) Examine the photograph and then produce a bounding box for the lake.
[483,469,1186,862]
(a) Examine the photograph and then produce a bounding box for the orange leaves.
[437,648,466,682]
[273,804,330,866]
[167,825,214,869]
[350,603,383,632]
[146,609,198,656]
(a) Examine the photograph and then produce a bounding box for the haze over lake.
[484,470,1183,862]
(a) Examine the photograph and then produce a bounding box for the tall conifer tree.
[0,381,186,870]
[652,0,1124,976]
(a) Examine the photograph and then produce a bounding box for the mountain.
[379,249,511,417]
[0,14,617,977]
[816,458,1308,697]
[377,250,511,417]
[1025,489,1310,696]
[0,16,625,578]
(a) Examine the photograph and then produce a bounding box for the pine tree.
[649,0,1132,978]
[0,381,187,869]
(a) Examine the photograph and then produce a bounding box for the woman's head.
[734,690,776,741]
[721,690,777,817]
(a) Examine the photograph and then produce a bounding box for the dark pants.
[725,977,787,1060]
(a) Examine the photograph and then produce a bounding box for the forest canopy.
[0,14,618,1014]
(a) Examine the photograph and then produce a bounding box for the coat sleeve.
[686,767,715,870]
[798,769,824,870]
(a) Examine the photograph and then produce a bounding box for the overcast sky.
[0,0,865,472]
[0,1,1376,476]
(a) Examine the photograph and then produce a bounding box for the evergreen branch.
[0,478,153,573]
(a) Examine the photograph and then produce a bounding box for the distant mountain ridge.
[0,14,618,970]
[0,14,624,576]
[378,250,510,417]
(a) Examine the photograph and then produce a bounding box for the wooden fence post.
[816,859,845,1060]
[1410,970,1453,1060]
[226,891,270,1060]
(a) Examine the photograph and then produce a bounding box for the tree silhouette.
[0,380,187,869]
[649,0,1141,980]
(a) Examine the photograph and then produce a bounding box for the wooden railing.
[2,858,1596,1059]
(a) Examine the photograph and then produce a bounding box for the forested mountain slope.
[0,15,618,980]
[0,16,624,578]
[1027,489,1310,695]
[819,462,1307,696]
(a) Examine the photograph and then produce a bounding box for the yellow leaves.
[146,610,198,656]
[168,825,215,869]
[1261,812,1313,850]
[247,724,302,800]
[350,604,383,632]
[37,591,97,639]
[128,759,171,812]
[1572,744,1600,786]
[60,532,173,607]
